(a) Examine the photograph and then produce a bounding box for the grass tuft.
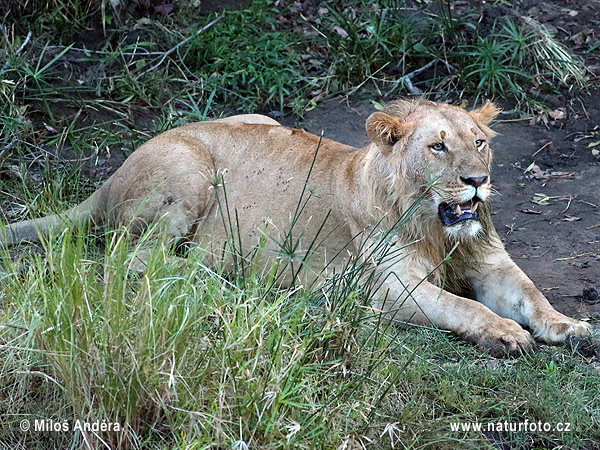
[522,16,588,87]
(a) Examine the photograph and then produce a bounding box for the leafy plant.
[0,0,111,38]
[458,35,529,98]
[182,4,309,113]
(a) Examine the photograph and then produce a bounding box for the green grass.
[1,229,599,449]
[181,5,308,113]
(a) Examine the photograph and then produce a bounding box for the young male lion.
[1,100,591,356]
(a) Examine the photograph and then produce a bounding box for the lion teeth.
[455,205,461,215]
[471,202,479,213]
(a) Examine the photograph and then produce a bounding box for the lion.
[1,100,592,356]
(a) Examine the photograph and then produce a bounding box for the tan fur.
[1,102,590,356]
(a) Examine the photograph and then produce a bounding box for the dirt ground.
[281,94,600,328]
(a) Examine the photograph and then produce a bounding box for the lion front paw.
[466,318,536,358]
[533,314,592,345]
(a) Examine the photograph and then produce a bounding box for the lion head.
[364,99,500,241]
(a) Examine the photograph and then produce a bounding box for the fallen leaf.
[371,100,384,111]
[43,122,57,132]
[588,140,600,147]
[529,166,575,181]
[549,108,566,120]
[154,3,174,15]
[530,164,545,178]
[333,26,348,38]
[520,209,542,215]
[563,215,582,222]
[486,359,501,370]
[593,149,600,156]
[524,161,537,173]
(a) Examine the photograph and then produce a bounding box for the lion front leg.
[373,270,536,357]
[467,249,592,345]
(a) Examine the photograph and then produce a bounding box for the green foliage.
[182,5,306,112]
[0,167,598,449]
[0,0,108,38]
[0,220,406,448]
[318,2,587,103]
[459,35,529,98]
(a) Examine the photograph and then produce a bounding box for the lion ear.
[365,112,413,148]
[470,101,500,126]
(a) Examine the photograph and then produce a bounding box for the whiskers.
[435,185,479,205]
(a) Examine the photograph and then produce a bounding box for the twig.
[554,250,599,261]
[560,195,572,214]
[299,13,327,38]
[135,14,224,80]
[532,141,552,157]
[577,97,590,120]
[579,200,598,208]
[383,59,438,99]
[47,45,165,56]
[1,31,32,72]
[346,62,391,96]
[586,223,600,230]
[513,244,553,259]
[495,117,534,123]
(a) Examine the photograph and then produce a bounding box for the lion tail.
[1,187,107,248]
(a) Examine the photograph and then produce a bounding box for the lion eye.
[475,139,485,148]
[431,142,447,152]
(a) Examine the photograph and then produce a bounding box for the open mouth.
[438,198,481,226]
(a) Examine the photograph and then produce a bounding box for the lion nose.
[460,175,488,188]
